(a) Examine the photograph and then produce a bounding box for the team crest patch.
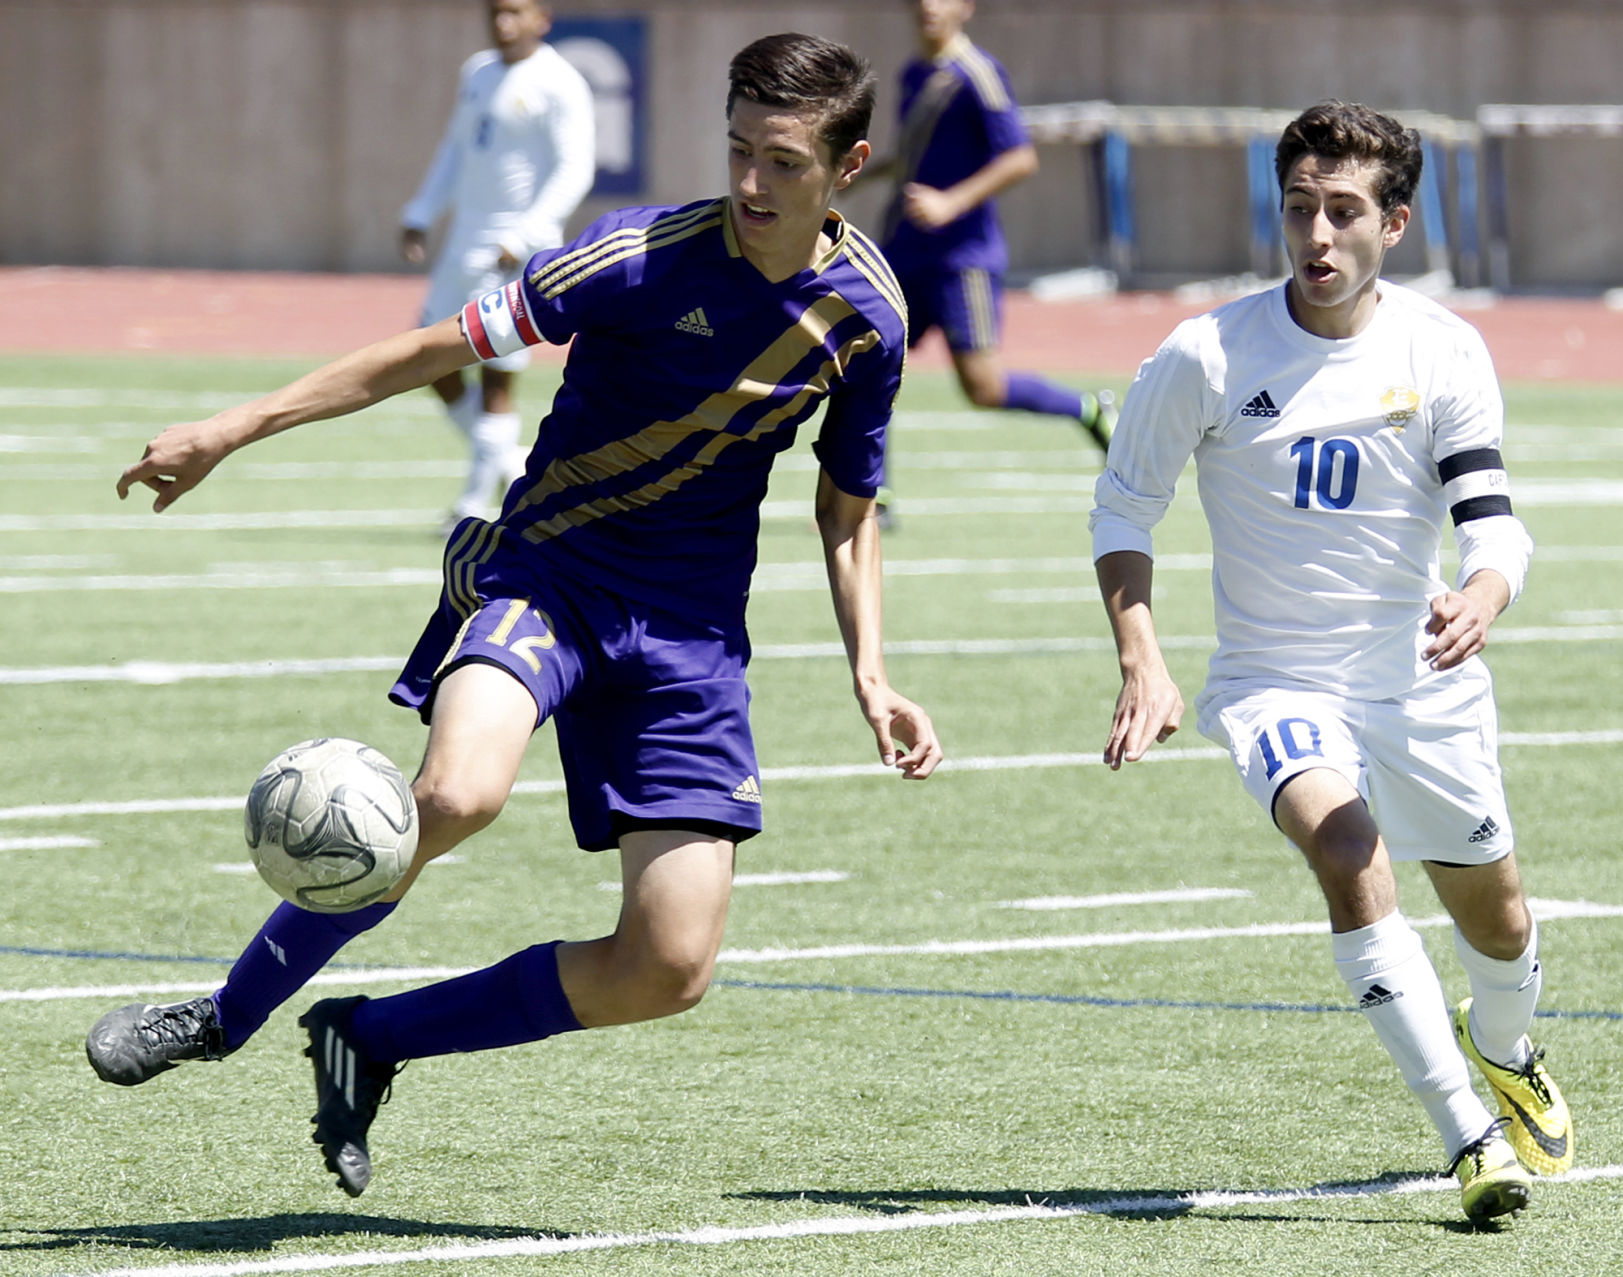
[1380,385,1421,431]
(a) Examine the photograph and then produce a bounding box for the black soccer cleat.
[299,996,400,1197]
[86,996,233,1086]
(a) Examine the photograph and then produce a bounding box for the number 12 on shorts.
[1256,717,1324,780]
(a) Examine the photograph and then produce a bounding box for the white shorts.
[1196,673,1513,864]
[421,244,531,374]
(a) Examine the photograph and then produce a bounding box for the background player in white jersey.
[401,0,595,525]
[1090,101,1572,1224]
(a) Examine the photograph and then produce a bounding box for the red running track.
[2,265,1620,383]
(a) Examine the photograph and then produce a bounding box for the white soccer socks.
[453,411,522,520]
[1333,911,1495,1156]
[444,387,480,439]
[1453,919,1541,1070]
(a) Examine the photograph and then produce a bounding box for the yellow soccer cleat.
[1453,998,1574,1175]
[1450,1122,1532,1223]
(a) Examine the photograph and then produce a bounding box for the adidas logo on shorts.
[731,775,763,804]
[1467,816,1500,844]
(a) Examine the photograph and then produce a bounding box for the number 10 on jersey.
[1290,435,1360,510]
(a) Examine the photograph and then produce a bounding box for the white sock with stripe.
[1333,911,1494,1158]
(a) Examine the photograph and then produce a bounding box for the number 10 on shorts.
[1256,717,1324,780]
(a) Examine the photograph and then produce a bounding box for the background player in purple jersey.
[90,32,941,1198]
[874,0,1115,523]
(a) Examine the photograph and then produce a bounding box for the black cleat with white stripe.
[299,996,400,1197]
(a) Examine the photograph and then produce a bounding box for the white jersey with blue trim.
[401,43,595,271]
[1091,280,1532,703]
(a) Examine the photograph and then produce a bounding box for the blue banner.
[550,16,647,196]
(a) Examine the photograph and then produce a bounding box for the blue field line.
[0,943,360,970]
[713,977,1623,1021]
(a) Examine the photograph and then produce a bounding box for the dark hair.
[727,33,876,160]
[1275,101,1423,214]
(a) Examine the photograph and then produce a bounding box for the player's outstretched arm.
[116,317,477,512]
[1096,550,1183,769]
[814,469,942,779]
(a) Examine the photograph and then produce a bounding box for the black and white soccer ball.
[243,738,418,913]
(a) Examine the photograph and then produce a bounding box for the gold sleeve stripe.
[526,199,721,293]
[842,231,908,328]
[518,328,883,545]
[507,295,861,521]
[526,201,726,300]
[956,43,1011,112]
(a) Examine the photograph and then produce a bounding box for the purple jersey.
[880,35,1028,275]
[461,197,906,625]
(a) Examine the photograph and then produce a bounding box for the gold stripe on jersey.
[953,40,1011,112]
[506,295,872,532]
[841,227,908,330]
[897,69,959,184]
[518,328,883,545]
[526,201,725,301]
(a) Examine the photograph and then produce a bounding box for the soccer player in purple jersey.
[876,0,1115,511]
[89,32,941,1198]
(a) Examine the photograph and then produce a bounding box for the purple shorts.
[391,519,763,851]
[898,265,1002,353]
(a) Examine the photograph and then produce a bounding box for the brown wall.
[3,0,1619,288]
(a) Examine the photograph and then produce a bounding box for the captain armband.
[1437,447,1513,525]
[1442,447,1533,603]
[459,282,542,362]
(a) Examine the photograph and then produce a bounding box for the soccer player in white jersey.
[1090,102,1572,1224]
[400,0,595,526]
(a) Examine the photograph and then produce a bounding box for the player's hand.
[859,686,943,779]
[116,420,230,512]
[400,228,428,264]
[1103,666,1183,770]
[1423,590,1495,670]
[900,183,960,232]
[496,247,522,273]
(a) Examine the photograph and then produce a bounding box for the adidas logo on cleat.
[731,775,763,804]
[1240,389,1281,418]
[675,307,714,337]
[1468,816,1500,844]
[1358,983,1402,1009]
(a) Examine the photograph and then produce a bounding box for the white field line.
[600,869,850,891]
[0,502,1122,531]
[998,888,1253,910]
[0,510,443,533]
[9,625,1623,687]
[6,900,1617,1006]
[2,735,1619,825]
[38,1166,1623,1277]
[1,449,1093,482]
[2,541,1620,596]
[0,835,99,851]
[716,900,1623,964]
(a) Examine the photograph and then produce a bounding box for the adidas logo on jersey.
[731,774,763,804]
[1468,816,1500,844]
[675,307,715,337]
[1358,983,1402,1009]
[1240,389,1281,418]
